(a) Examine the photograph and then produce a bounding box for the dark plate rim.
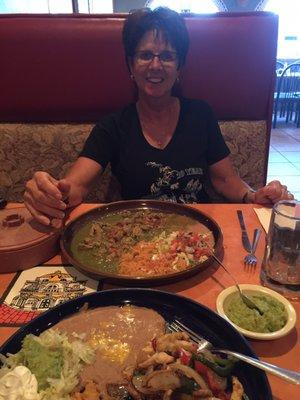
[0,288,272,400]
[60,200,223,284]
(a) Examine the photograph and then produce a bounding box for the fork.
[168,319,300,384]
[244,228,262,267]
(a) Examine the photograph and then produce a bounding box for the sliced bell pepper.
[179,348,192,366]
[192,353,237,377]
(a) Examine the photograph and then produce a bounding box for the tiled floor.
[267,123,300,200]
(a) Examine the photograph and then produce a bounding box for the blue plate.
[0,288,272,400]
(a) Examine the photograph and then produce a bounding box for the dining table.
[0,202,299,400]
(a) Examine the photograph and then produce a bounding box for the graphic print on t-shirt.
[146,161,204,203]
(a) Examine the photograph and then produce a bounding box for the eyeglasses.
[134,50,178,65]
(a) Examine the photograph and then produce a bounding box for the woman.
[24,7,293,228]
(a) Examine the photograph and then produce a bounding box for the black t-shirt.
[80,98,230,203]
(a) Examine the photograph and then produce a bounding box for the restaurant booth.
[2,11,299,400]
[0,11,277,202]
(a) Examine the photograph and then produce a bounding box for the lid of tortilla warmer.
[0,206,60,272]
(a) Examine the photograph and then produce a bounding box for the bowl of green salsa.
[216,284,296,340]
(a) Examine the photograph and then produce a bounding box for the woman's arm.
[24,157,102,227]
[64,156,103,206]
[209,156,294,204]
[209,156,251,202]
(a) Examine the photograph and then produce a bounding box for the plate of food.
[60,200,223,285]
[0,289,272,400]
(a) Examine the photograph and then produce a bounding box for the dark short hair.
[122,7,189,70]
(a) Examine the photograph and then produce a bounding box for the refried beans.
[54,305,165,390]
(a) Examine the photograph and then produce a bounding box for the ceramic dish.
[0,288,272,400]
[0,206,60,272]
[216,284,297,340]
[60,200,223,285]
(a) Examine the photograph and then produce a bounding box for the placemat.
[0,265,101,327]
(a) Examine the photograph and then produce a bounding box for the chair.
[273,62,300,128]
[276,60,284,76]
[274,61,284,95]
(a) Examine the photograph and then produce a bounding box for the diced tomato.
[179,348,192,365]
[194,249,202,258]
[194,360,209,376]
[191,235,199,244]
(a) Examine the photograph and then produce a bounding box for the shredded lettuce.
[0,329,95,400]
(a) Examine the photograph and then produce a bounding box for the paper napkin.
[254,207,272,233]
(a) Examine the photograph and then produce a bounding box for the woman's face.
[130,30,179,100]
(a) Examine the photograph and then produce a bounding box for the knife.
[236,210,252,252]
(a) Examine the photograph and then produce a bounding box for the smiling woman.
[23,7,294,228]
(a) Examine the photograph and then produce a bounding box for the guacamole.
[224,293,287,333]
[17,335,63,390]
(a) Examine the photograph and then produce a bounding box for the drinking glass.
[261,200,300,299]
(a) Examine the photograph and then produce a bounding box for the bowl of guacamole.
[216,284,297,340]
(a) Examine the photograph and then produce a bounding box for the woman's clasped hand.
[251,180,294,205]
[23,7,294,228]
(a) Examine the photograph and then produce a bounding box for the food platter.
[60,200,223,285]
[0,289,272,400]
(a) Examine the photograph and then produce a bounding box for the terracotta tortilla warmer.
[0,206,61,273]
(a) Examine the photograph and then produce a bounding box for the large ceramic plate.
[0,289,272,400]
[60,200,223,285]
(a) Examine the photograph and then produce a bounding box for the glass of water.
[261,200,300,299]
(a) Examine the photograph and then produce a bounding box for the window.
[0,0,219,14]
[264,0,300,60]
[148,0,219,13]
[0,0,113,14]
[0,0,72,13]
[78,0,113,13]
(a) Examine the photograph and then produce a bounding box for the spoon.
[209,252,263,315]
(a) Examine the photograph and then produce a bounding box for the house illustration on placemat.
[10,270,87,310]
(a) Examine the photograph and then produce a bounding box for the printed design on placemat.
[10,270,87,310]
[0,266,100,327]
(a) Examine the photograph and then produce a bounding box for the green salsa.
[224,293,287,333]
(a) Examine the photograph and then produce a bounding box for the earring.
[130,74,135,81]
[176,77,180,83]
